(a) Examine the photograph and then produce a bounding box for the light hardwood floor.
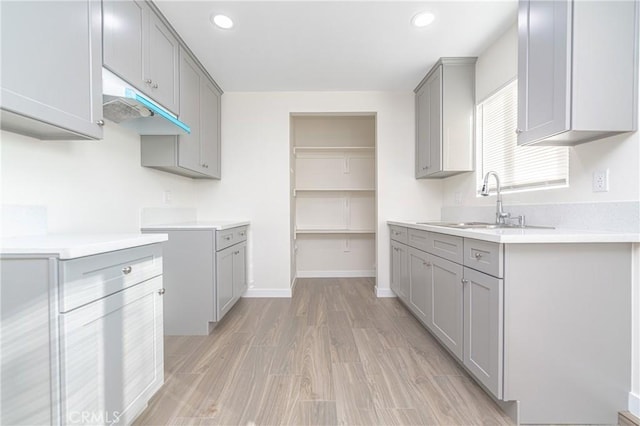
[134,278,514,425]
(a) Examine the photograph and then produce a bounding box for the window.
[476,80,569,194]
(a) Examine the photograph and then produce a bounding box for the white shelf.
[293,146,374,154]
[295,229,375,235]
[294,188,375,195]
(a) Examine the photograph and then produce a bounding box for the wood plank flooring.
[134,278,513,425]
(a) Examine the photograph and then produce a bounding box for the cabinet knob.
[233,250,240,255]
[422,166,428,170]
[423,261,431,267]
[239,232,246,236]
[515,128,523,134]
[461,279,469,285]
[158,288,165,295]
[152,83,159,89]
[474,252,483,259]
[122,266,132,274]
[145,78,152,85]
[96,120,105,126]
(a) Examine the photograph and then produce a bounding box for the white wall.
[196,91,442,296]
[0,124,200,234]
[444,20,640,418]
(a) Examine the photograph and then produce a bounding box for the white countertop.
[0,233,168,259]
[388,220,640,243]
[141,220,250,231]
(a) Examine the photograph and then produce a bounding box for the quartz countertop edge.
[388,220,640,243]
[0,233,169,259]
[141,220,250,230]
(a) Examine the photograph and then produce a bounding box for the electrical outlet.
[163,190,172,204]
[592,169,609,192]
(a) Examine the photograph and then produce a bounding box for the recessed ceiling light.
[211,14,233,30]
[411,12,435,28]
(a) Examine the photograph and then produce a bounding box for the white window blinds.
[477,80,568,193]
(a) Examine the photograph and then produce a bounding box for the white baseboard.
[630,391,640,418]
[243,287,292,298]
[296,270,375,278]
[375,287,396,298]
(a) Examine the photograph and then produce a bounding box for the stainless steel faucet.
[480,171,510,224]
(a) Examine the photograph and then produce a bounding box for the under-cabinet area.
[290,114,376,279]
[389,222,633,425]
[142,222,249,335]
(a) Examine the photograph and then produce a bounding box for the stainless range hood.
[102,68,190,136]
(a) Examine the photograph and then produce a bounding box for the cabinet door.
[408,247,432,324]
[103,0,147,91]
[415,86,430,178]
[147,12,180,114]
[426,67,442,175]
[178,51,203,174]
[60,277,164,425]
[517,0,571,145]
[430,255,463,360]
[463,267,503,399]
[0,0,103,140]
[391,240,409,303]
[216,246,235,321]
[232,242,247,300]
[200,78,222,178]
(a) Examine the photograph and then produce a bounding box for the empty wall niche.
[290,114,376,279]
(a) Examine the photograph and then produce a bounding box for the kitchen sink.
[417,221,554,230]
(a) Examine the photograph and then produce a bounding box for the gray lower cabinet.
[141,48,222,179]
[0,0,103,140]
[1,243,164,425]
[407,247,431,324]
[103,0,180,114]
[389,224,632,424]
[414,58,476,178]
[462,266,503,398]
[142,225,247,335]
[216,241,247,320]
[390,240,409,301]
[517,0,638,146]
[430,254,463,361]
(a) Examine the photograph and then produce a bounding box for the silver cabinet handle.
[474,252,483,259]
[233,250,240,255]
[515,129,523,134]
[145,78,152,85]
[122,266,132,274]
[96,120,105,126]
[461,279,469,284]
[158,288,165,295]
[152,83,159,89]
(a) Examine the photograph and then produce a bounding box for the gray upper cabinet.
[103,0,179,114]
[517,0,638,146]
[0,0,103,140]
[415,58,476,179]
[147,11,180,113]
[141,48,222,179]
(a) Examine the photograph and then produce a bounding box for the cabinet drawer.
[389,225,408,244]
[427,232,463,264]
[216,226,248,251]
[407,228,430,252]
[463,239,503,278]
[59,244,163,313]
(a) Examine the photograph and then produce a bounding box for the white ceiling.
[155,1,517,92]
